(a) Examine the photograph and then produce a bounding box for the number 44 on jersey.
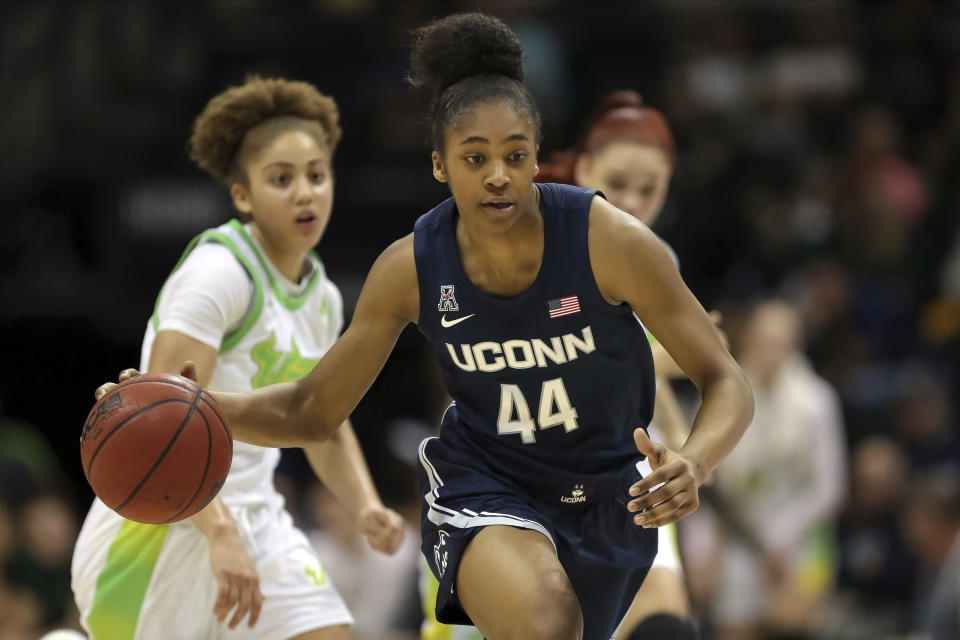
[498,378,579,444]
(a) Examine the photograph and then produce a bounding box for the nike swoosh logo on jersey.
[441,313,476,328]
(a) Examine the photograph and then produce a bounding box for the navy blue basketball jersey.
[414,183,656,486]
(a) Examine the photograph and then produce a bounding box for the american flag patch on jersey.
[548,295,580,318]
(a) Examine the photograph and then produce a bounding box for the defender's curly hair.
[189,76,341,184]
[408,12,541,151]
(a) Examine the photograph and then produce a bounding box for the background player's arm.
[304,422,405,555]
[651,382,690,453]
[590,197,753,525]
[650,310,727,380]
[147,330,264,629]
[214,234,420,447]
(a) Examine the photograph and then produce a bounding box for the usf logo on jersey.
[250,334,320,388]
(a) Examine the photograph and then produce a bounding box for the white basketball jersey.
[140,219,343,514]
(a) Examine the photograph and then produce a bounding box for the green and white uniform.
[72,220,353,640]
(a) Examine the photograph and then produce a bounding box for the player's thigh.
[287,625,350,640]
[74,506,218,640]
[457,525,582,640]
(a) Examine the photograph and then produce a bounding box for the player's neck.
[456,187,543,295]
[249,225,310,283]
[457,184,542,257]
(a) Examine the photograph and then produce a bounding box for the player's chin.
[290,226,323,246]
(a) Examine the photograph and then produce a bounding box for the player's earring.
[534,163,540,176]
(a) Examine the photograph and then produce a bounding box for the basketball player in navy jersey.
[98,13,753,640]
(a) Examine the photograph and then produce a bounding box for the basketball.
[80,373,233,525]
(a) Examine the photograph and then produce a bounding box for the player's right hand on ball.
[209,526,264,629]
[94,369,141,401]
[94,362,198,400]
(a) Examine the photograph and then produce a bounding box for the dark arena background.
[1,2,959,639]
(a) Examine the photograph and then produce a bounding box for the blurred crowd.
[1,1,959,639]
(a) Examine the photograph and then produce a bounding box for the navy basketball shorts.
[417,434,658,640]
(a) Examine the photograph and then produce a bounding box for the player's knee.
[516,607,582,640]
[516,574,582,640]
[627,613,697,640]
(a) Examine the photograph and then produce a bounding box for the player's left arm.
[303,422,405,555]
[589,197,754,527]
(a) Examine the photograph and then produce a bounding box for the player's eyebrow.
[458,133,529,145]
[261,158,326,171]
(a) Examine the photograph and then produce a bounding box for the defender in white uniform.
[72,77,403,640]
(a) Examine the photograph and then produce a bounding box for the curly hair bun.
[409,12,525,95]
[190,76,341,183]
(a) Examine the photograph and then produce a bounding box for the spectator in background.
[0,404,69,511]
[893,362,960,473]
[902,467,960,640]
[833,106,928,271]
[6,493,82,635]
[0,498,43,640]
[706,300,847,640]
[828,436,916,638]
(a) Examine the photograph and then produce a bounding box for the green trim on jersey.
[645,328,659,347]
[211,232,265,353]
[149,227,266,355]
[228,220,324,311]
[86,521,169,640]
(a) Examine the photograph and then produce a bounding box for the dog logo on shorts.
[561,483,586,504]
[434,530,450,578]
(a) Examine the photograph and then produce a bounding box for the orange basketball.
[80,373,233,525]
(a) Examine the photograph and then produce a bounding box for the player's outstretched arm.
[304,421,405,555]
[588,197,754,527]
[214,235,420,448]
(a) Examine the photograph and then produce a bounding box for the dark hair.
[408,12,541,152]
[190,75,341,185]
[537,90,676,184]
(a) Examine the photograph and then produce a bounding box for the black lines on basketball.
[115,386,203,514]
[161,404,212,524]
[84,398,194,478]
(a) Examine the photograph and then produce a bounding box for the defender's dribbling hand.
[357,505,405,555]
[627,428,701,528]
[93,362,198,401]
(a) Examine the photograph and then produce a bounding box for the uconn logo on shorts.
[561,483,587,504]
